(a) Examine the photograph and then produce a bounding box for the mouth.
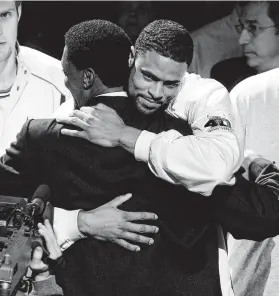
[138,96,162,109]
[244,51,256,56]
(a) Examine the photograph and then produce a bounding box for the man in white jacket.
[57,54,241,198]
[0,1,71,155]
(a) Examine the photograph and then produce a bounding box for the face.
[239,2,279,72]
[61,46,84,108]
[117,2,155,41]
[128,50,187,115]
[0,1,20,62]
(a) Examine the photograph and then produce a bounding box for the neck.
[80,73,125,108]
[0,51,17,91]
[257,58,279,74]
[103,86,124,93]
[87,83,124,103]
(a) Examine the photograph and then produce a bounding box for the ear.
[128,46,135,68]
[17,3,22,21]
[83,68,95,90]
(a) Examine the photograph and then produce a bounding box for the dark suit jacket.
[0,95,279,296]
[210,56,257,91]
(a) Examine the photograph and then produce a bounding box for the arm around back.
[135,75,243,196]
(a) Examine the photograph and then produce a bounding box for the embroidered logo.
[204,116,232,132]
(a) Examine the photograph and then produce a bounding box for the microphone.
[27,185,52,258]
[27,184,51,217]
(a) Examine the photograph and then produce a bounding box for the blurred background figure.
[188,1,244,78]
[0,1,69,155]
[212,0,279,91]
[116,1,157,43]
[224,2,279,296]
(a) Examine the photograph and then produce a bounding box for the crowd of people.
[0,1,279,296]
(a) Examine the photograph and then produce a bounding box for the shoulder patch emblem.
[204,116,232,132]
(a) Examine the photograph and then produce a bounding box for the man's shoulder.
[18,46,68,94]
[179,73,228,102]
[20,46,60,67]
[26,118,61,141]
[231,68,279,99]
[167,73,229,119]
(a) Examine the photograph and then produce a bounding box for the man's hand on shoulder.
[56,104,142,153]
[78,193,159,252]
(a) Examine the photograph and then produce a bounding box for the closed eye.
[141,70,158,81]
[165,81,180,88]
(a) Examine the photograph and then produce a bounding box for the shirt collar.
[96,91,128,97]
[15,42,29,74]
[15,42,20,57]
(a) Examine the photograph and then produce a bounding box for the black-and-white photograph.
[0,1,278,296]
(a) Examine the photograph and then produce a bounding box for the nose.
[239,29,251,45]
[148,82,164,101]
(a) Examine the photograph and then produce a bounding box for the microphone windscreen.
[32,184,51,203]
[29,185,51,215]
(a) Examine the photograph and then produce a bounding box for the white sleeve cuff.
[134,130,157,162]
[53,208,86,252]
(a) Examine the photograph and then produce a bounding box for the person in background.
[211,1,279,91]
[224,1,279,295]
[0,1,70,155]
[188,1,245,78]
[115,1,157,43]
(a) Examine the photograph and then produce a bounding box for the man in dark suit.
[1,19,279,296]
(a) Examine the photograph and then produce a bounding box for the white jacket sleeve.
[135,74,243,196]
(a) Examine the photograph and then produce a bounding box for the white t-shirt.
[228,68,279,296]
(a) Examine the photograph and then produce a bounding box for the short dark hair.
[242,1,279,34]
[64,20,132,87]
[267,1,279,33]
[135,20,193,66]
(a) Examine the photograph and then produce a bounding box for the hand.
[56,104,125,147]
[30,219,62,281]
[78,193,159,251]
[29,246,49,279]
[37,220,62,260]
